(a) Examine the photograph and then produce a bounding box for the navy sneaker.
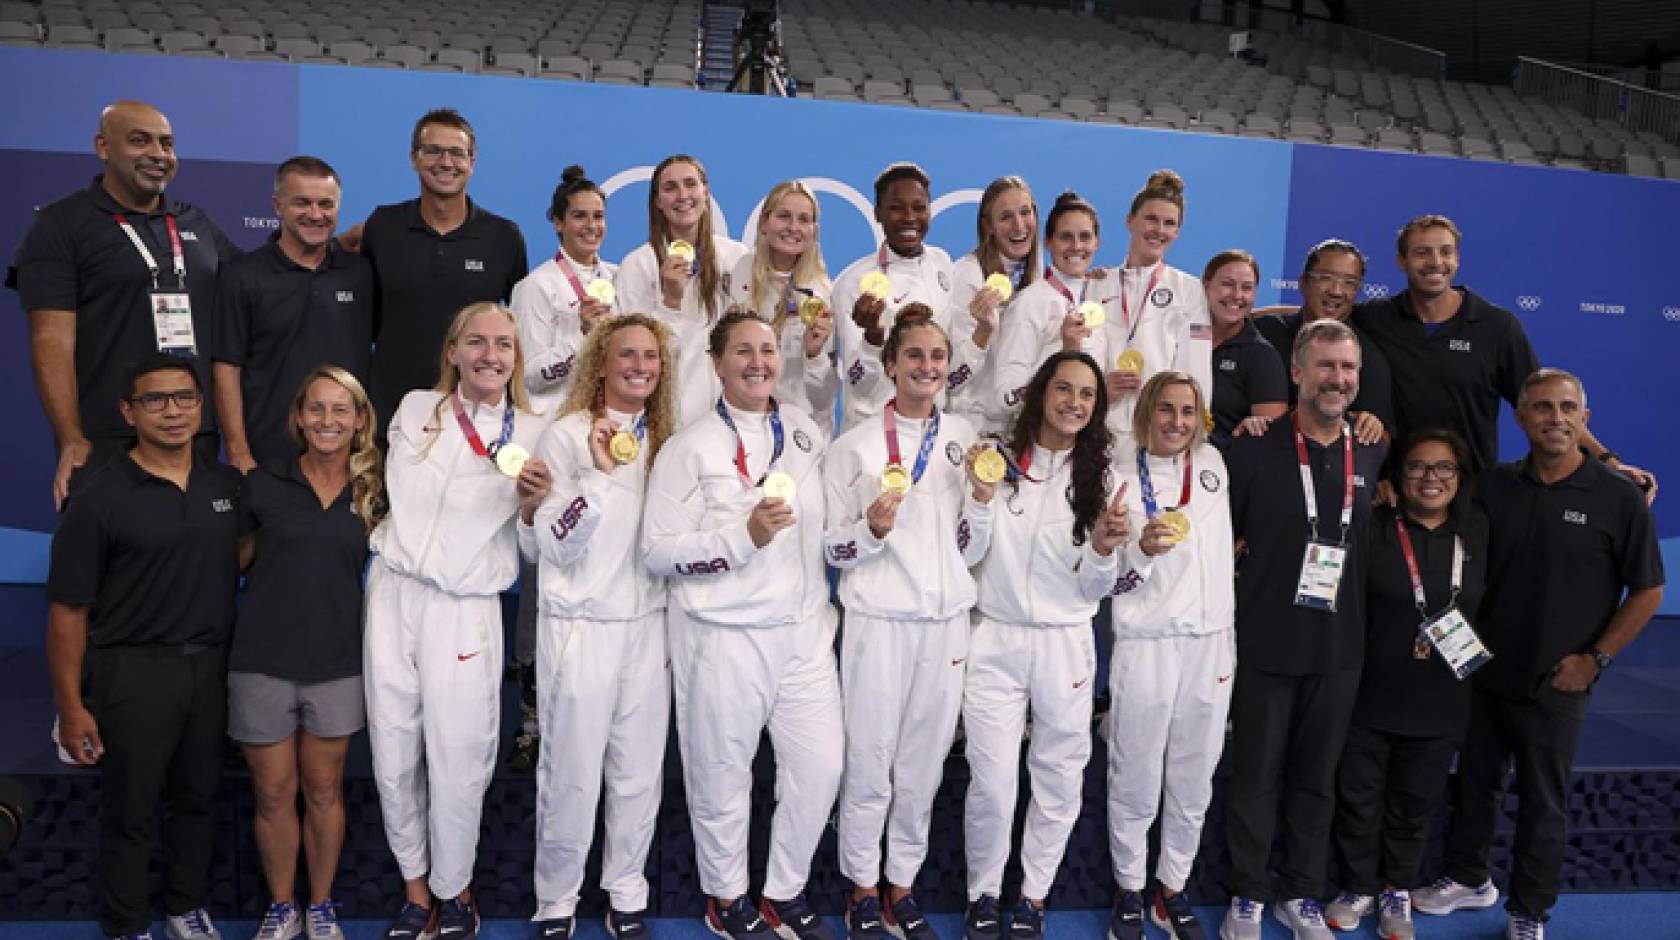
[884,892,936,940]
[1108,891,1145,940]
[381,902,436,940]
[436,897,479,939]
[965,895,1002,940]
[606,909,648,940]
[1006,899,1042,940]
[762,894,835,940]
[847,894,892,940]
[537,918,574,940]
[1150,891,1207,940]
[706,896,776,940]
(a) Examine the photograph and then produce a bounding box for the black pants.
[88,644,228,937]
[1223,663,1361,902]
[1443,684,1588,920]
[1332,723,1458,894]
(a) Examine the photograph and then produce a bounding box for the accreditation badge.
[1419,607,1493,679]
[1293,539,1347,612]
[151,291,197,355]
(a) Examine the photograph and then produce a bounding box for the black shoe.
[762,894,835,940]
[847,894,892,940]
[1006,899,1041,940]
[706,896,776,940]
[1108,891,1144,940]
[1149,890,1206,940]
[884,892,937,940]
[606,909,648,940]
[965,895,1002,940]
[382,902,436,940]
[537,917,574,940]
[436,897,478,939]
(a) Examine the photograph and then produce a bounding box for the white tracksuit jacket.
[616,238,749,427]
[723,254,838,435]
[829,244,964,435]
[512,253,620,418]
[945,253,1027,437]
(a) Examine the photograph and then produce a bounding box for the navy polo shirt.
[1210,318,1289,450]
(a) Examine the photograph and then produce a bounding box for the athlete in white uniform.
[962,351,1138,940]
[364,302,552,940]
[723,180,837,435]
[946,176,1041,437]
[615,155,748,428]
[1104,371,1235,940]
[528,314,677,940]
[824,312,994,940]
[830,163,964,435]
[643,310,842,940]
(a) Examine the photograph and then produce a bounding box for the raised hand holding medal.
[965,443,1002,503]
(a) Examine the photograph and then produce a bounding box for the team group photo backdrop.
[1,46,1676,620]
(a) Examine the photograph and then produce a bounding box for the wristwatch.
[1587,647,1614,671]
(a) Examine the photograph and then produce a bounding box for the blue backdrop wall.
[1,46,1676,620]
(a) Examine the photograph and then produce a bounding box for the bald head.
[94,101,177,211]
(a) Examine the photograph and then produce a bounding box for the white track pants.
[1106,630,1235,892]
[670,605,844,901]
[533,611,669,919]
[363,559,502,899]
[963,618,1095,902]
[837,612,968,888]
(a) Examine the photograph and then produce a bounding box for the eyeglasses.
[129,390,203,413]
[1304,271,1362,291]
[417,144,473,162]
[1403,460,1459,480]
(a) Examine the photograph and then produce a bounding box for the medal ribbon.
[554,250,598,305]
[998,443,1044,484]
[451,393,515,463]
[1395,518,1464,618]
[1120,262,1163,346]
[1043,267,1089,313]
[1293,412,1355,544]
[715,397,784,486]
[884,398,941,484]
[114,214,186,288]
[1135,446,1193,518]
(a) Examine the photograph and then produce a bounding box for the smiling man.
[9,100,240,507]
[359,109,527,435]
[212,156,374,471]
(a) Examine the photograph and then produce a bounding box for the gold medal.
[1203,409,1215,433]
[1159,508,1191,544]
[983,272,1014,302]
[495,443,530,478]
[586,278,616,305]
[798,295,827,325]
[609,430,640,465]
[762,470,797,502]
[1079,301,1106,329]
[973,448,1007,485]
[1116,348,1145,374]
[859,271,892,301]
[667,240,696,264]
[880,463,912,495]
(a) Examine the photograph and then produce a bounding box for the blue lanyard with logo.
[883,397,941,483]
[1135,447,1192,518]
[716,397,784,486]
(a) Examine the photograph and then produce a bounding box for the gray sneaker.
[165,909,223,940]
[1273,899,1335,940]
[1218,897,1263,940]
[1323,893,1371,931]
[1413,877,1499,916]
[1505,914,1545,940]
[1376,890,1414,940]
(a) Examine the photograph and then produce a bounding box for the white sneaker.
[1506,914,1545,940]
[165,908,223,939]
[1376,891,1415,940]
[305,900,347,939]
[1273,899,1335,940]
[1323,892,1372,931]
[254,901,302,939]
[1219,897,1264,940]
[1413,877,1499,915]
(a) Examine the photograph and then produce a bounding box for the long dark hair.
[1379,426,1485,544]
[1004,351,1112,545]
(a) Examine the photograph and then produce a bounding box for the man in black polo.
[47,353,240,940]
[1221,319,1387,940]
[359,108,526,430]
[1255,238,1394,438]
[212,156,374,471]
[9,100,240,507]
[1415,369,1663,940]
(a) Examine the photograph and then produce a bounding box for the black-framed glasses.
[416,144,473,162]
[1303,271,1362,291]
[1403,459,1459,480]
[129,390,203,413]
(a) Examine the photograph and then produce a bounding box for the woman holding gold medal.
[821,309,994,940]
[363,301,552,940]
[615,154,748,427]
[947,176,1043,436]
[726,180,838,435]
[526,313,677,940]
[641,309,842,940]
[1103,371,1234,940]
[961,351,1142,940]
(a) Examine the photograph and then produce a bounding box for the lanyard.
[451,393,515,462]
[1119,263,1163,345]
[999,443,1044,483]
[1395,518,1464,618]
[1004,258,1027,292]
[1293,412,1355,544]
[622,410,648,442]
[554,250,597,303]
[114,213,185,288]
[715,397,784,486]
[1136,447,1193,517]
[884,397,941,484]
[1043,267,1089,310]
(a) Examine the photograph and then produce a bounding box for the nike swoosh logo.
[457,652,481,662]
[546,929,568,937]
[951,658,965,666]
[797,916,816,926]
[1073,677,1089,689]
[974,920,997,928]
[1217,674,1231,683]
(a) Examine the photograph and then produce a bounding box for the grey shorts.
[228,671,366,745]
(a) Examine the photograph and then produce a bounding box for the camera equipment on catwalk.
[727,0,790,96]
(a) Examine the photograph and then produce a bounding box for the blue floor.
[8,896,1680,940]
